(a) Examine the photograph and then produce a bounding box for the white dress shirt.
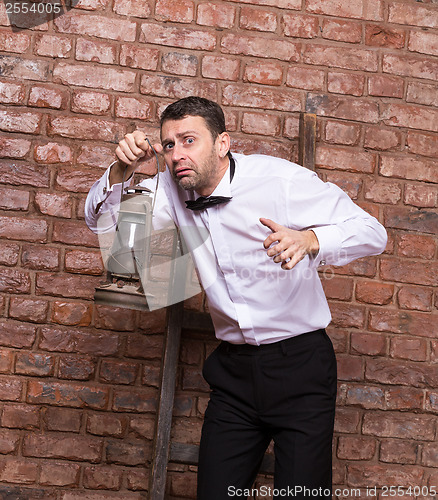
[85,153,387,345]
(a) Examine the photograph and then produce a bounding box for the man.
[85,97,387,499]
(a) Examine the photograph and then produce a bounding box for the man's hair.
[160,96,227,139]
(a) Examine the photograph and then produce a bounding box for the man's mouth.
[175,166,193,177]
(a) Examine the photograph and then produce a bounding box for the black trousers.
[197,330,337,500]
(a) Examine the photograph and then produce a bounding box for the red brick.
[334,408,361,434]
[126,468,149,490]
[379,155,438,184]
[370,307,437,338]
[0,55,50,81]
[34,34,72,58]
[53,62,135,92]
[349,463,424,489]
[306,0,383,20]
[230,136,292,160]
[161,51,198,77]
[65,249,104,275]
[1,404,40,429]
[0,137,31,158]
[388,1,438,28]
[112,387,157,413]
[114,96,153,121]
[76,38,116,65]
[350,331,386,356]
[286,66,324,90]
[16,352,55,376]
[0,267,30,294]
[9,297,49,324]
[155,0,194,22]
[106,438,151,467]
[140,74,217,101]
[320,276,353,301]
[0,160,50,188]
[34,142,72,164]
[327,72,364,96]
[0,458,38,484]
[332,257,378,278]
[355,281,394,305]
[126,335,163,361]
[0,187,29,210]
[316,146,375,173]
[0,429,21,454]
[0,80,25,104]
[398,286,433,312]
[0,376,23,401]
[55,168,102,194]
[83,465,122,490]
[75,0,111,9]
[196,2,235,28]
[363,179,401,205]
[345,385,385,409]
[72,92,111,117]
[241,112,281,136]
[367,74,404,98]
[406,81,437,107]
[139,22,216,50]
[240,6,277,32]
[304,45,378,72]
[365,24,405,48]
[306,93,379,123]
[422,443,438,467]
[44,407,82,432]
[221,33,299,62]
[87,413,126,437]
[336,356,364,381]
[202,55,240,81]
[283,115,300,140]
[0,348,13,373]
[223,83,300,111]
[382,102,438,133]
[385,387,424,411]
[24,433,102,462]
[331,303,367,329]
[0,30,30,53]
[0,242,19,267]
[282,13,317,38]
[404,184,437,208]
[94,305,137,333]
[39,326,119,356]
[384,206,437,235]
[0,217,48,242]
[337,436,376,460]
[0,320,37,349]
[363,411,435,440]
[36,273,100,300]
[325,121,360,146]
[54,14,136,40]
[77,145,115,168]
[383,53,438,81]
[21,245,59,271]
[27,380,109,410]
[120,44,159,71]
[390,337,427,362]
[28,86,67,110]
[363,127,401,150]
[40,462,80,487]
[142,364,161,388]
[114,0,151,16]
[48,115,125,142]
[34,192,72,218]
[61,491,143,499]
[58,355,96,381]
[244,61,283,86]
[99,359,138,385]
[170,471,197,498]
[321,19,362,43]
[0,109,42,134]
[52,301,92,327]
[409,30,438,57]
[366,356,437,388]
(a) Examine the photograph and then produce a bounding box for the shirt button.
[320,259,326,266]
[103,187,107,194]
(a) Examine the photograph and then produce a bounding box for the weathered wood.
[298,113,317,171]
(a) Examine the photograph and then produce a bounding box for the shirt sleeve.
[84,162,173,234]
[286,166,388,268]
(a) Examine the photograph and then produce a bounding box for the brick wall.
[0,0,437,498]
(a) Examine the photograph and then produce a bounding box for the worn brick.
[379,155,438,184]
[366,356,437,387]
[406,81,437,107]
[369,307,437,338]
[334,407,361,434]
[99,359,138,385]
[316,146,375,173]
[34,192,72,218]
[52,220,100,247]
[0,80,25,104]
[321,276,353,301]
[197,2,235,28]
[106,438,151,466]
[9,298,49,324]
[385,387,424,411]
[368,74,404,98]
[16,352,55,376]
[24,433,102,462]
[34,34,72,58]
[304,45,378,72]
[0,55,50,81]
[350,331,386,356]
[34,142,72,164]
[52,301,92,326]
[0,376,23,401]
[0,137,31,158]
[241,112,281,137]
[0,109,42,134]
[223,84,300,112]
[140,23,216,51]
[238,6,276,32]
[0,268,31,294]
[43,407,81,432]
[325,121,361,146]
[40,462,80,487]
[115,96,154,120]
[244,61,283,86]
[0,241,19,266]
[21,245,60,271]
[0,458,38,484]
[0,160,50,188]
[75,38,116,65]
[112,387,157,413]
[355,281,394,305]
[306,93,379,123]
[140,74,217,101]
[336,356,364,381]
[71,91,111,115]
[161,51,198,77]
[58,355,96,381]
[155,0,194,22]
[364,179,401,205]
[222,33,299,62]
[87,413,126,437]
[362,411,435,440]
[0,320,37,349]
[286,66,324,91]
[114,0,151,16]
[84,465,122,490]
[365,24,405,48]
[306,0,383,21]
[48,115,125,142]
[409,30,438,57]
[94,304,136,331]
[65,249,104,275]
[282,13,317,38]
[383,53,438,81]
[36,273,100,300]
[77,145,115,168]
[390,337,427,362]
[0,30,30,53]
[382,102,438,133]
[321,19,362,43]
[327,72,364,96]
[388,1,438,28]
[364,127,401,150]
[53,62,135,93]
[404,184,437,208]
[202,55,240,81]
[0,187,29,211]
[1,404,40,430]
[120,44,159,71]
[398,286,433,312]
[55,14,136,41]
[384,206,437,236]
[337,436,377,460]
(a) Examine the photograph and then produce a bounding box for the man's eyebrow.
[162,130,200,143]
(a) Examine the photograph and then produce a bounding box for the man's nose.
[171,143,185,162]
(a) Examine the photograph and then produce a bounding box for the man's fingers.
[115,145,137,166]
[153,143,163,155]
[260,217,282,233]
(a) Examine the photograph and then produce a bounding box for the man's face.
[161,116,224,196]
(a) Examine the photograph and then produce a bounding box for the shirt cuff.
[309,225,343,268]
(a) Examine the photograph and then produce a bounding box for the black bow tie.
[185,195,232,211]
[185,155,235,212]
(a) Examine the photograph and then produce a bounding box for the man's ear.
[216,132,231,158]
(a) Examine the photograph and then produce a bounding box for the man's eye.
[164,143,174,150]
[186,138,195,144]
